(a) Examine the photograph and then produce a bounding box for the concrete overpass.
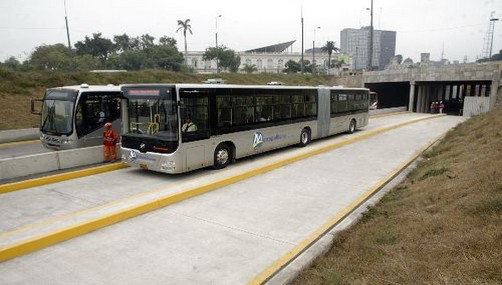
[363,62,502,116]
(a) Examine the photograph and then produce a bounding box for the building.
[185,41,351,74]
[340,27,396,71]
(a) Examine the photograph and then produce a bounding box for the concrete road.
[0,113,466,284]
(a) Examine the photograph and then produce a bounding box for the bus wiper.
[41,106,57,132]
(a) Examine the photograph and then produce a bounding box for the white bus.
[31,84,122,150]
[120,84,369,174]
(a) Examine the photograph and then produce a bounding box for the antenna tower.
[482,12,497,58]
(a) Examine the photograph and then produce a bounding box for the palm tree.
[176,19,193,65]
[321,41,340,72]
[241,63,258,74]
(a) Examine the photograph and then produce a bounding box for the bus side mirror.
[31,99,43,115]
[178,101,186,108]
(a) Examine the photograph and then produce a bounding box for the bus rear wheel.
[348,119,356,134]
[213,143,231,169]
[298,128,311,147]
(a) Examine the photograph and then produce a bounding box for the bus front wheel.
[213,143,231,169]
[298,128,311,147]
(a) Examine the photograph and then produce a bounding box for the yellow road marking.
[0,163,127,194]
[0,140,40,147]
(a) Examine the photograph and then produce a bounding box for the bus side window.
[181,95,210,142]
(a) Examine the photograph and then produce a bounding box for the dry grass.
[292,106,502,284]
[0,69,330,130]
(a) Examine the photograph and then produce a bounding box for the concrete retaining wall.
[463,97,491,117]
[0,128,39,143]
[0,145,120,181]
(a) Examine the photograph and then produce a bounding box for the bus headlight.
[62,138,74,144]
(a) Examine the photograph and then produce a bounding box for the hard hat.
[104,122,112,128]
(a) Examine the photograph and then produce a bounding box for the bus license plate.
[139,163,148,170]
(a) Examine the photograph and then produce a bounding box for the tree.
[139,34,155,50]
[113,34,132,53]
[110,50,148,70]
[28,44,71,70]
[321,41,340,70]
[147,45,184,71]
[241,63,258,74]
[176,19,193,65]
[477,50,502,63]
[74,33,114,62]
[2,56,21,71]
[283,59,311,73]
[159,36,177,48]
[396,54,403,64]
[73,54,102,71]
[203,46,241,72]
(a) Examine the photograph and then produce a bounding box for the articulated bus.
[31,84,122,150]
[120,84,370,174]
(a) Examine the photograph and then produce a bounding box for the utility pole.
[313,26,320,74]
[301,8,304,74]
[215,15,222,73]
[64,0,71,50]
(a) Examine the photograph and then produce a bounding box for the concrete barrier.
[369,106,407,116]
[0,128,39,143]
[0,152,59,180]
[0,145,120,181]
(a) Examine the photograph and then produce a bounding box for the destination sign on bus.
[127,89,161,96]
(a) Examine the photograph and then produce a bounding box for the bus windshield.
[41,90,77,135]
[125,88,178,141]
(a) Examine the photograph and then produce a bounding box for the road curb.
[0,163,127,194]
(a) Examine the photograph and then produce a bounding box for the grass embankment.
[0,69,331,130]
[292,106,502,284]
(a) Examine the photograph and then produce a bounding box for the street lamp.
[312,26,320,73]
[489,17,499,58]
[215,14,222,73]
[366,0,374,70]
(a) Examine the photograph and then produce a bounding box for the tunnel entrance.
[364,82,410,109]
[412,81,492,115]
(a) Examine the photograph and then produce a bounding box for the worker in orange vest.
[103,122,119,162]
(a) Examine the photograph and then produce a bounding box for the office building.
[341,27,396,70]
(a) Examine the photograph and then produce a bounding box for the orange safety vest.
[103,129,118,146]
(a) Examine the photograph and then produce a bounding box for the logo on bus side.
[252,132,287,149]
[253,132,264,148]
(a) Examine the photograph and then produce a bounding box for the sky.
[1,0,501,63]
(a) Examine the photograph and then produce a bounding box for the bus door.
[179,90,211,170]
[75,92,121,147]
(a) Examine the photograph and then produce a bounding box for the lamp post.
[366,0,374,70]
[489,17,499,58]
[312,26,320,73]
[215,14,222,73]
